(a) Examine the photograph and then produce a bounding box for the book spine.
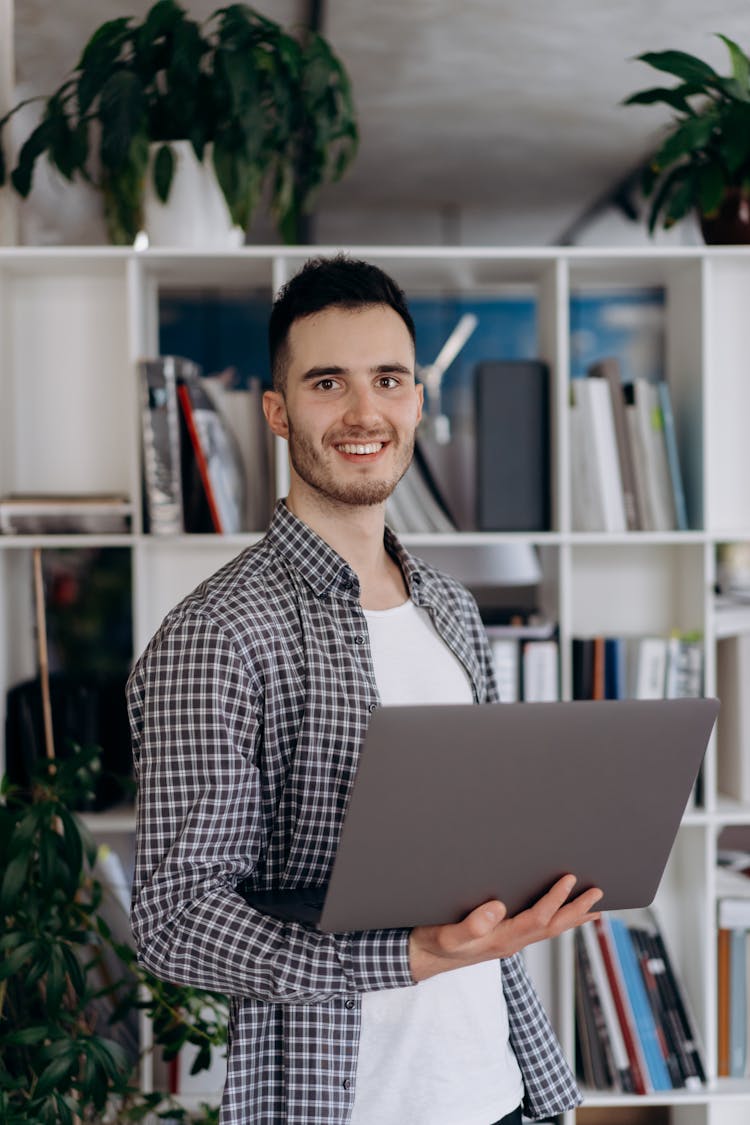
[657,380,688,531]
[138,357,185,535]
[475,360,551,532]
[581,922,634,1091]
[609,917,673,1090]
[177,382,223,533]
[629,926,683,1087]
[642,922,705,1086]
[718,926,731,1076]
[594,916,650,1094]
[575,928,618,1088]
[588,359,641,530]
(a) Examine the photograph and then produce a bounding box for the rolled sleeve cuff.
[340,927,415,993]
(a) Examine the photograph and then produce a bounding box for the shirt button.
[344,998,355,1009]
[354,635,364,645]
[343,1079,353,1091]
[368,703,377,714]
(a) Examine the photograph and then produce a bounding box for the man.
[128,255,602,1125]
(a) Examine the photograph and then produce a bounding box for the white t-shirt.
[350,598,524,1125]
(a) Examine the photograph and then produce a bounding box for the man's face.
[264,304,423,509]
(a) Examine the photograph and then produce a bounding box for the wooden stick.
[32,547,55,763]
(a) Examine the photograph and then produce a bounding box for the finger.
[549,888,604,932]
[527,874,578,924]
[458,900,508,943]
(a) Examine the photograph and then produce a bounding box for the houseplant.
[625,34,750,241]
[0,0,358,245]
[0,742,228,1123]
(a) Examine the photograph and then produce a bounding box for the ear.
[415,380,424,424]
[263,389,289,439]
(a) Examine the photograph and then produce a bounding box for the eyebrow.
[300,363,414,383]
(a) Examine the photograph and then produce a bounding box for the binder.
[475,360,550,531]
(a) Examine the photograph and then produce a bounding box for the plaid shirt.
[128,501,581,1123]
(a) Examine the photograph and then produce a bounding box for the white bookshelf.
[3,244,750,1123]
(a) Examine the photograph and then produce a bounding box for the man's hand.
[409,875,603,983]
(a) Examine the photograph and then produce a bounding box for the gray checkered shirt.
[128,500,582,1123]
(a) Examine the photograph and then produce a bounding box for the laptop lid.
[313,697,718,933]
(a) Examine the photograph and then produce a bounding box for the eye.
[377,375,400,389]
[314,377,340,391]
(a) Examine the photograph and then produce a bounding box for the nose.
[341,381,382,430]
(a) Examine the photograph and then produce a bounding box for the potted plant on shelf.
[0,742,228,1124]
[0,0,359,246]
[624,33,750,242]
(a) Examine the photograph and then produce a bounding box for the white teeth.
[337,443,383,455]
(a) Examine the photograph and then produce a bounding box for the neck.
[285,479,407,609]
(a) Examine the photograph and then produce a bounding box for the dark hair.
[268,254,416,392]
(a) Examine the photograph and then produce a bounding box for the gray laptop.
[242,697,719,933]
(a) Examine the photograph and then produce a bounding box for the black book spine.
[475,360,551,531]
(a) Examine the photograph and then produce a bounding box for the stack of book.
[0,494,132,535]
[139,357,273,535]
[486,618,559,702]
[570,358,688,532]
[575,910,706,1093]
[572,632,703,701]
[716,849,750,1079]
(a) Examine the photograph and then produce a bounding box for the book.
[657,380,689,531]
[489,636,520,703]
[575,927,618,1089]
[594,916,650,1093]
[633,636,668,699]
[521,639,559,701]
[570,377,627,532]
[591,634,606,700]
[178,382,223,532]
[475,360,551,532]
[203,375,275,532]
[627,914,706,1088]
[580,923,634,1091]
[717,897,750,1078]
[665,633,703,698]
[588,358,641,531]
[604,636,627,699]
[609,917,673,1090]
[177,371,245,535]
[0,493,132,534]
[572,637,595,699]
[625,379,678,532]
[138,356,187,535]
[717,633,750,802]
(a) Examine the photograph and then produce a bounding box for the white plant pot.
[142,141,244,249]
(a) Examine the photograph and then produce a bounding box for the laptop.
[241,697,719,933]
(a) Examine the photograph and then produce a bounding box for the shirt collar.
[265,499,430,604]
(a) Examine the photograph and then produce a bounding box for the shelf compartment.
[0,264,134,498]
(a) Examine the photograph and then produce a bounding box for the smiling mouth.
[335,442,385,455]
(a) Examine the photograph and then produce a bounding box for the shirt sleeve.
[128,610,415,1004]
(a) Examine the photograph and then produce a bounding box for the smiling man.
[128,256,601,1125]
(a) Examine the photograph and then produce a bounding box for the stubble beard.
[287,420,415,507]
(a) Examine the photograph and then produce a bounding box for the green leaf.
[0,851,29,909]
[98,70,147,171]
[34,1051,76,1099]
[9,119,54,198]
[636,49,722,87]
[45,944,67,1013]
[647,163,691,232]
[76,18,134,115]
[717,33,750,93]
[0,939,36,980]
[652,113,717,170]
[623,84,703,113]
[697,163,728,215]
[2,1024,49,1047]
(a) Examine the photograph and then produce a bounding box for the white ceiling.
[11,0,750,244]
